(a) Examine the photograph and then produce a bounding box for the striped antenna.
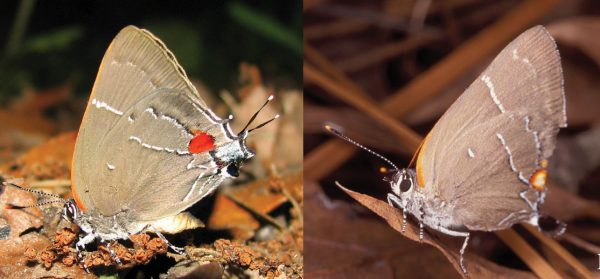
[2,182,68,209]
[324,123,400,173]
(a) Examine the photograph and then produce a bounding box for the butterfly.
[57,26,276,268]
[328,25,566,275]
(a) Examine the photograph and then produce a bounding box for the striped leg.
[438,226,470,275]
[387,193,408,233]
[104,241,122,265]
[149,225,185,254]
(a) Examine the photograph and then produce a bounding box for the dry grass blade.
[523,225,593,279]
[304,0,564,182]
[382,0,563,116]
[304,62,421,154]
[337,182,537,279]
[304,42,372,100]
[304,19,370,40]
[561,232,600,255]
[337,31,443,73]
[304,139,355,181]
[304,105,405,154]
[495,229,562,279]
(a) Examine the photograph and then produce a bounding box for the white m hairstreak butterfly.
[7,25,278,269]
[327,25,566,274]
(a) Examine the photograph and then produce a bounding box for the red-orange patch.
[71,185,87,212]
[415,133,431,188]
[529,169,547,191]
[189,131,216,154]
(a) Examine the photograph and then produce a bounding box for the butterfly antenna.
[2,182,69,210]
[248,114,280,133]
[239,95,275,135]
[2,182,67,201]
[6,199,67,209]
[324,123,400,173]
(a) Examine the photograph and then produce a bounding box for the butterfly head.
[389,169,415,197]
[217,95,278,178]
[213,135,255,178]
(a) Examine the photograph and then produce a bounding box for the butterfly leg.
[75,233,95,272]
[419,222,424,242]
[437,226,470,275]
[459,233,470,275]
[104,241,122,265]
[149,225,185,254]
[387,193,407,233]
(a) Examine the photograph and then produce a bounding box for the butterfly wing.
[416,26,566,231]
[72,26,204,212]
[89,89,236,220]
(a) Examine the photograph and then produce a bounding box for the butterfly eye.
[399,178,412,192]
[226,164,239,177]
[63,201,78,221]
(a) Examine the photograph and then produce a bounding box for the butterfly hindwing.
[90,89,232,220]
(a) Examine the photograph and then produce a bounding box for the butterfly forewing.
[416,26,566,230]
[72,26,205,211]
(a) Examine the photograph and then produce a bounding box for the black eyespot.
[226,164,239,177]
[400,178,412,192]
[538,215,565,237]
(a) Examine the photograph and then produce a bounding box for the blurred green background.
[0,0,302,103]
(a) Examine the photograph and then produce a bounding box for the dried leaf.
[305,180,534,278]
[208,171,302,239]
[0,132,76,201]
[0,183,44,237]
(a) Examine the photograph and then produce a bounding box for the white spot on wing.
[512,49,519,60]
[481,75,505,113]
[106,163,115,170]
[467,148,475,158]
[92,98,123,115]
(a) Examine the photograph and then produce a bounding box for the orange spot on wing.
[415,133,431,188]
[70,184,87,212]
[189,131,216,154]
[530,169,547,191]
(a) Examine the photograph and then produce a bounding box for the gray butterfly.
[329,25,566,275]
[65,26,275,266]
